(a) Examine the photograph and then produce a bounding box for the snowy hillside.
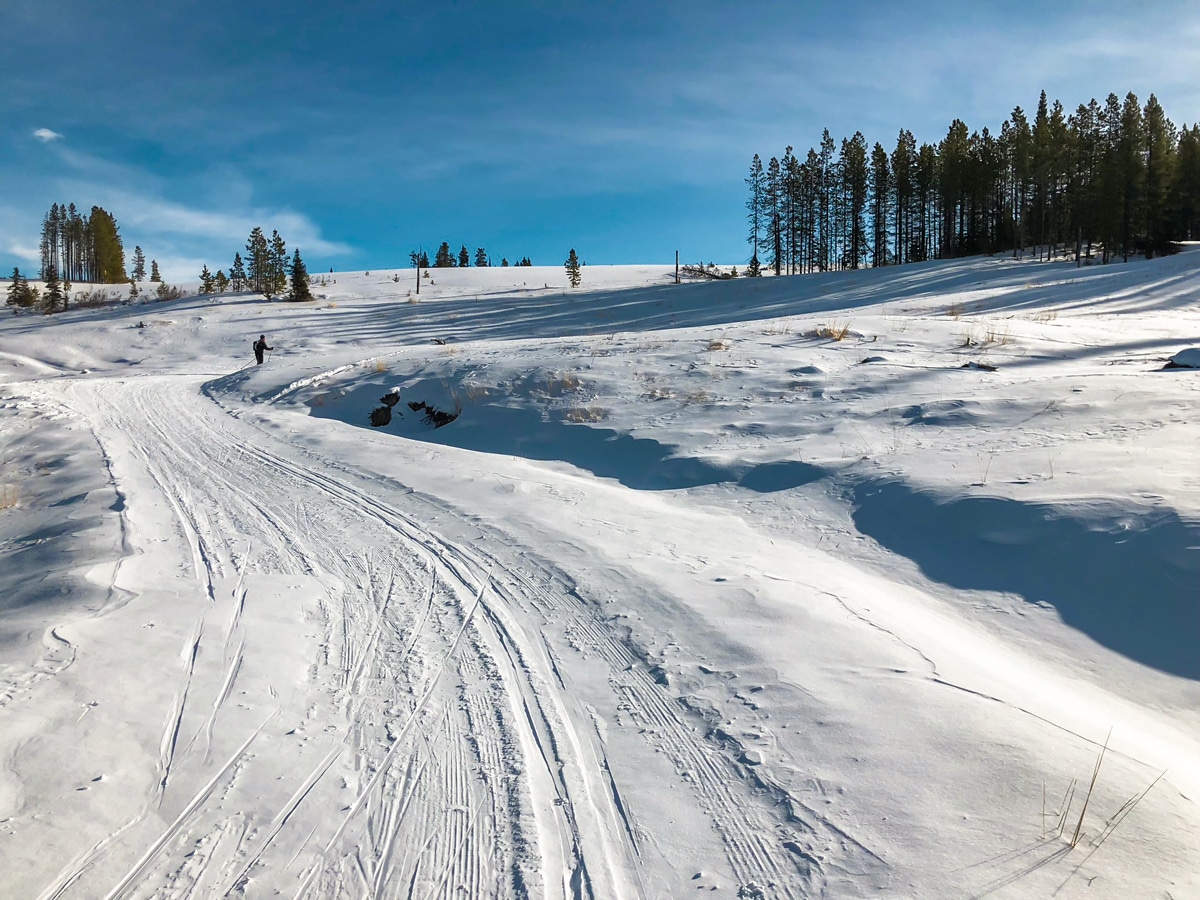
[1,253,1198,899]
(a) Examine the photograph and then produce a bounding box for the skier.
[253,334,273,365]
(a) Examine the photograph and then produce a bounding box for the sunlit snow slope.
[1,253,1197,899]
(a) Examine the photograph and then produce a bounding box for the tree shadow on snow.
[427,402,824,493]
[852,480,1200,680]
[308,379,824,493]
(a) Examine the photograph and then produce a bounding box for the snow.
[1168,347,1200,368]
[1,252,1198,898]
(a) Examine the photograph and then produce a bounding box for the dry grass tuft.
[74,288,124,308]
[544,373,582,394]
[1036,727,1164,860]
[640,387,675,401]
[684,389,712,405]
[563,406,607,423]
[810,321,853,341]
[707,338,732,351]
[0,484,17,510]
[947,302,964,319]
[372,359,387,373]
[961,325,1012,348]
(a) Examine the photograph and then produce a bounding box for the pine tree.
[132,246,146,281]
[6,267,37,308]
[150,259,162,282]
[129,280,140,301]
[435,242,455,267]
[1007,107,1033,257]
[1117,92,1146,261]
[842,132,869,269]
[783,148,802,274]
[817,131,836,270]
[939,120,970,258]
[474,247,488,267]
[88,207,125,282]
[40,204,60,280]
[764,155,782,274]
[501,257,509,267]
[268,230,288,296]
[1047,100,1070,259]
[43,264,63,313]
[199,264,215,294]
[1175,124,1200,239]
[245,228,269,292]
[1066,100,1102,264]
[230,252,247,292]
[458,245,470,267]
[63,203,82,282]
[745,153,765,273]
[565,249,581,287]
[914,143,939,261]
[288,248,312,301]
[802,147,822,272]
[5,268,20,307]
[1031,91,1053,257]
[870,141,891,267]
[1142,94,1176,256]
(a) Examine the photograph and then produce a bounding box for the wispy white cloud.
[44,144,349,256]
[0,206,44,269]
[33,128,63,143]
[28,142,353,279]
[91,193,354,281]
[8,243,41,262]
[90,189,353,257]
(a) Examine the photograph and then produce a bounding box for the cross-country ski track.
[20,371,842,899]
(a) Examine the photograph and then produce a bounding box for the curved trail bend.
[29,372,836,899]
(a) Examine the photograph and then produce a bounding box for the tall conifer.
[230,252,247,291]
[565,249,581,287]
[288,248,311,301]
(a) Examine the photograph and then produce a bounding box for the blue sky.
[3,0,1200,280]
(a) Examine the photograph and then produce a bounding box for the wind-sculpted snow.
[2,253,1200,898]
[309,377,826,493]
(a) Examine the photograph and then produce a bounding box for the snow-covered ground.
[0,253,1197,899]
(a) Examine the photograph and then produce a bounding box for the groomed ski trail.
[26,372,861,898]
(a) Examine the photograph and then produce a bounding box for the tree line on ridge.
[746,90,1200,275]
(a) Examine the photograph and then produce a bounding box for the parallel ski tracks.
[34,374,838,898]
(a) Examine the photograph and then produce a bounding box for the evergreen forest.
[746,90,1200,275]
[39,203,127,283]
